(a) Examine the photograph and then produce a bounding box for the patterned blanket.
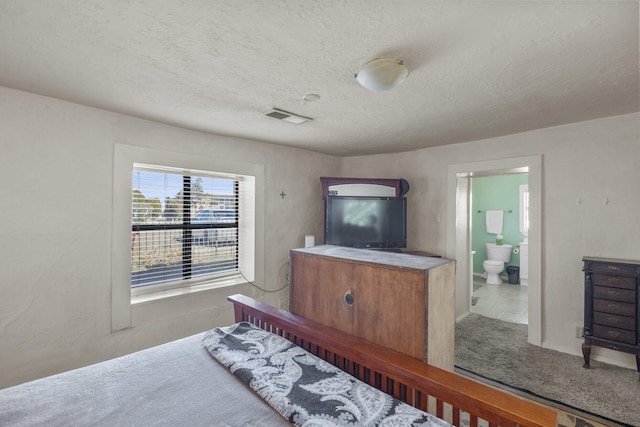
[203,322,452,427]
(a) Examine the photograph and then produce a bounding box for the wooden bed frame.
[228,294,557,427]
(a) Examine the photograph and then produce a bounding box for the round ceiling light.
[303,93,321,102]
[355,58,409,92]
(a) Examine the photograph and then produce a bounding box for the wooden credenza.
[582,256,640,379]
[289,245,456,371]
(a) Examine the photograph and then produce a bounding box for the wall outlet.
[576,326,584,338]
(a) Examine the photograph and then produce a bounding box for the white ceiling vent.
[265,108,312,124]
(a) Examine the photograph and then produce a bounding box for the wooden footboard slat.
[436,399,444,419]
[352,362,359,380]
[399,383,407,403]
[452,407,461,426]
[416,390,427,411]
[392,379,400,400]
[228,294,557,427]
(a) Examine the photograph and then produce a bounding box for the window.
[112,143,264,332]
[131,164,239,291]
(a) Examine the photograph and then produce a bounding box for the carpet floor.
[455,314,640,427]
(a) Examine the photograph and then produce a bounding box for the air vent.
[265,108,312,124]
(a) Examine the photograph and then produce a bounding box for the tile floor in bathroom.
[471,275,528,324]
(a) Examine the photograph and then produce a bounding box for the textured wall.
[341,112,640,370]
[1,84,638,388]
[0,87,339,389]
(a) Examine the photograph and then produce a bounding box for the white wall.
[1,85,638,388]
[342,113,640,369]
[0,87,338,388]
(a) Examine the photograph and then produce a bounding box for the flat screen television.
[325,196,407,249]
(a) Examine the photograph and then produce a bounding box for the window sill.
[131,274,248,305]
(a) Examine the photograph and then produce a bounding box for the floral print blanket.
[203,322,452,427]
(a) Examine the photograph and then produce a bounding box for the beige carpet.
[455,313,640,427]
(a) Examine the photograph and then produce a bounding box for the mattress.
[0,333,291,426]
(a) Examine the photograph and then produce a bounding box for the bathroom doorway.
[446,155,542,346]
[470,172,528,325]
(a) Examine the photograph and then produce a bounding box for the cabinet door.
[347,262,426,359]
[290,253,355,330]
[290,253,426,359]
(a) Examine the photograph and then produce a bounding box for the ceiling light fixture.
[303,93,320,102]
[355,58,409,92]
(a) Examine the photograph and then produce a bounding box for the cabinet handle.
[607,330,620,338]
[607,290,620,298]
[607,265,620,271]
[607,277,620,283]
[344,290,355,306]
[608,316,619,324]
[607,303,620,310]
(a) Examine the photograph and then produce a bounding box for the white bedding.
[0,333,291,426]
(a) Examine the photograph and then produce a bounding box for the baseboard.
[543,341,638,371]
[456,312,471,323]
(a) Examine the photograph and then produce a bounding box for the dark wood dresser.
[582,256,640,379]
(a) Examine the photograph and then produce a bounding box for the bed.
[0,294,557,426]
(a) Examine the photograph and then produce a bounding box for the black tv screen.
[325,196,407,249]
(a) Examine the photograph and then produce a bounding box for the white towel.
[486,210,503,234]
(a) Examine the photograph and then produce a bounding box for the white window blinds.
[131,164,240,288]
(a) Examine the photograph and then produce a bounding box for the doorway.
[470,172,528,325]
[446,155,542,346]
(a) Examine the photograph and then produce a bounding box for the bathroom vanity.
[582,256,640,380]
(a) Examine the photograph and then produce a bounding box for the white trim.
[456,311,471,323]
[519,184,529,237]
[131,273,247,305]
[111,144,265,332]
[447,155,542,346]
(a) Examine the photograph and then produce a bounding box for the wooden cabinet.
[582,256,640,380]
[289,245,456,371]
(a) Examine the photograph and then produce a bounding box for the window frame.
[130,166,241,295]
[112,144,265,332]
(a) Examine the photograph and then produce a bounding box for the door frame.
[446,155,542,346]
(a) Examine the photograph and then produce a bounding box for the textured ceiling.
[0,1,638,156]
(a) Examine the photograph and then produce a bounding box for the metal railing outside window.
[131,165,239,288]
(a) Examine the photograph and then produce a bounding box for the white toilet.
[483,243,513,285]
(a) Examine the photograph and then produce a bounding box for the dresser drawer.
[594,312,636,331]
[593,286,635,302]
[592,324,636,344]
[592,273,636,290]
[586,260,639,276]
[593,298,635,316]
